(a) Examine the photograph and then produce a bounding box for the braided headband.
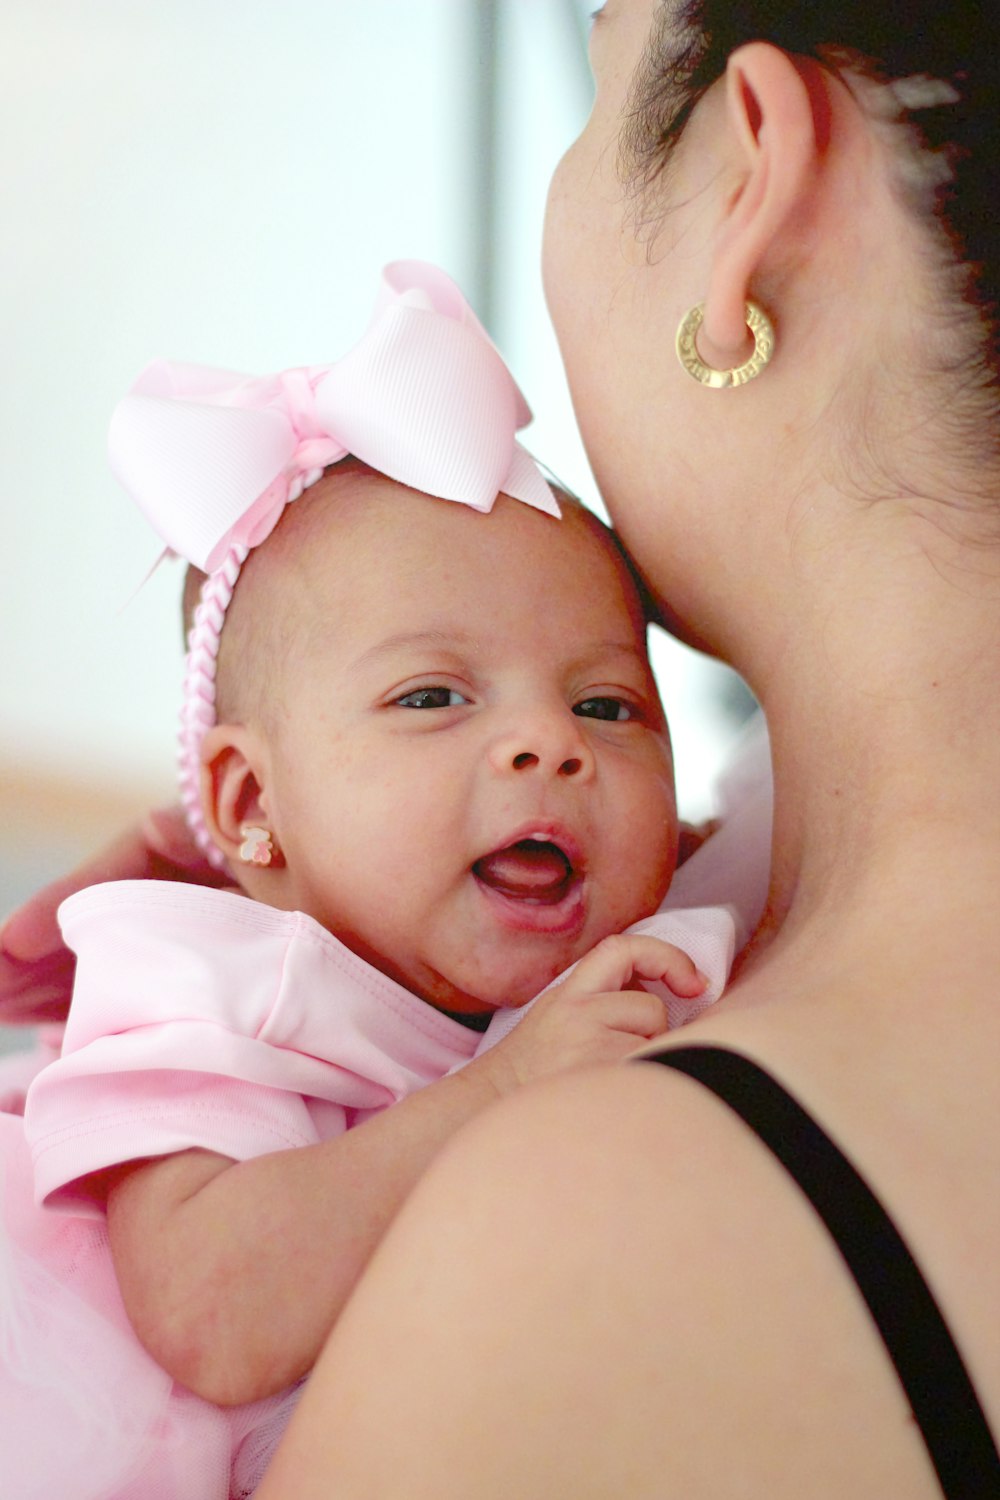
[108,259,559,867]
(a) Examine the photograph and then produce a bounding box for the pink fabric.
[661,711,773,947]
[3,883,480,1499]
[0,1113,277,1500]
[109,260,558,576]
[178,542,249,868]
[3,883,734,1496]
[29,882,480,1211]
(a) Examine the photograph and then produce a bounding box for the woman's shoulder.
[293,1058,951,1498]
[473,1026,1000,1489]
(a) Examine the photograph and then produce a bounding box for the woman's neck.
[734,517,1000,983]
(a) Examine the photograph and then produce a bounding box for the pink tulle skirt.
[0,1111,298,1499]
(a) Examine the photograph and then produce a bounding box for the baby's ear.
[199,724,278,869]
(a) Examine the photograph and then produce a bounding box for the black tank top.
[641,1046,1000,1500]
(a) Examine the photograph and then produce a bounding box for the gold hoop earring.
[675,301,775,389]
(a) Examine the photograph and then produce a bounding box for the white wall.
[2,0,748,841]
[3,0,470,794]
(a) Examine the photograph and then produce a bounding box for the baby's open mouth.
[473,837,576,905]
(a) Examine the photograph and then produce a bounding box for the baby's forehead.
[240,462,647,656]
[280,463,617,579]
[219,463,653,721]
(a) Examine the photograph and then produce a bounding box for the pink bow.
[109,261,558,573]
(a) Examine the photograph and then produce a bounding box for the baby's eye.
[573,696,634,722]
[394,686,470,710]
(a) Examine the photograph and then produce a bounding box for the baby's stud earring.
[239,825,275,866]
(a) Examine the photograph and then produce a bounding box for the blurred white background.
[1,0,752,920]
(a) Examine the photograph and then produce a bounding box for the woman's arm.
[0,809,226,1024]
[106,936,702,1407]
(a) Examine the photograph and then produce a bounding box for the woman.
[5,1,999,1494]
[251,1,1000,1494]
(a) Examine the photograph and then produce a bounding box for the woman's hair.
[625,1,999,425]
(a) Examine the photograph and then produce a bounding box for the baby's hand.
[477,935,706,1095]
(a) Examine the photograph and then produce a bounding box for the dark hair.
[625,1,1000,389]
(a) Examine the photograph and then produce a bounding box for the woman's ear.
[700,43,821,360]
[199,723,282,870]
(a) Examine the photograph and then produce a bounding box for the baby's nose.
[489,712,595,780]
[509,748,584,776]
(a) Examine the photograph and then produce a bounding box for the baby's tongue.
[474,840,571,900]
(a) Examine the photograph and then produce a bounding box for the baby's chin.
[402,888,668,1016]
[421,974,555,1019]
[418,920,643,1016]
[409,952,573,1018]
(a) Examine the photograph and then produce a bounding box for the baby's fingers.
[592,988,671,1041]
[561,934,706,1001]
[629,937,707,999]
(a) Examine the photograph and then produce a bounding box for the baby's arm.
[106,934,704,1407]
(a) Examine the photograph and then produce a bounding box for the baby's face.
[245,468,677,1012]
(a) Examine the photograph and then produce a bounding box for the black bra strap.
[641,1045,1000,1500]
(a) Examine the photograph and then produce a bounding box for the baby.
[6,263,734,1500]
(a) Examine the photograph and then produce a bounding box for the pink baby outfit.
[29,882,482,1210]
[2,880,736,1498]
[5,881,481,1500]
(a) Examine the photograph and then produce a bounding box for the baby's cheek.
[623,785,678,915]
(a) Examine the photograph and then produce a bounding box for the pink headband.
[109,259,559,867]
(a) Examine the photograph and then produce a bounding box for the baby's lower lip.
[472,872,587,936]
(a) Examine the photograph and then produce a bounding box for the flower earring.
[239,825,276,867]
[675,301,775,389]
